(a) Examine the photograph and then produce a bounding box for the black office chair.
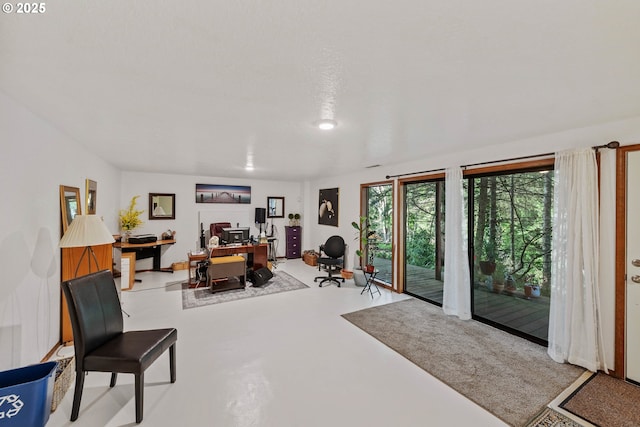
[61,270,177,424]
[314,235,346,287]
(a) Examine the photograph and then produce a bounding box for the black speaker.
[252,267,273,287]
[255,207,266,224]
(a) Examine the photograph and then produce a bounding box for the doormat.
[559,372,640,427]
[342,299,585,427]
[181,270,308,309]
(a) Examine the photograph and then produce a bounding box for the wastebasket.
[0,361,57,426]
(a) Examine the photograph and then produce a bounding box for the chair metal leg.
[110,372,118,387]
[135,373,144,423]
[70,370,85,421]
[170,344,176,383]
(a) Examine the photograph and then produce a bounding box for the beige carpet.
[560,372,640,427]
[342,298,585,427]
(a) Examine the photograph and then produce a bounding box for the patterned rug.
[526,408,584,427]
[181,270,308,309]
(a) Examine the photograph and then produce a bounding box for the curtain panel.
[442,167,471,320]
[548,148,608,372]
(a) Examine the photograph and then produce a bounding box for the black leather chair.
[61,270,177,424]
[314,235,346,287]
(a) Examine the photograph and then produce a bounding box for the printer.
[128,234,158,244]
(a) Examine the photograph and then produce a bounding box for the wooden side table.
[187,252,208,288]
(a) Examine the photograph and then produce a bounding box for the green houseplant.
[352,216,378,273]
[288,213,301,226]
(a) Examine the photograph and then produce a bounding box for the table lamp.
[59,215,115,277]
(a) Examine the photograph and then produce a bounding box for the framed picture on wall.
[195,184,251,204]
[267,196,285,218]
[85,179,97,215]
[318,188,339,226]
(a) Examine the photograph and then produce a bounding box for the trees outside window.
[470,167,553,343]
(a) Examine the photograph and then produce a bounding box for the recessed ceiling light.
[317,119,337,130]
[245,164,254,171]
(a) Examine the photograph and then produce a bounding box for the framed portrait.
[196,184,251,204]
[318,188,339,226]
[267,197,285,218]
[149,193,176,220]
[85,179,97,215]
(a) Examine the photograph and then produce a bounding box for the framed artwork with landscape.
[195,184,251,204]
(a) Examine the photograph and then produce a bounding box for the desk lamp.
[59,215,115,277]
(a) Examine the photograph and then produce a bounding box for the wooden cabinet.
[61,244,113,344]
[285,226,301,259]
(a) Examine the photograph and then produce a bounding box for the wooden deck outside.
[372,257,550,342]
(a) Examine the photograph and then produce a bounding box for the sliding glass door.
[362,183,393,285]
[470,168,553,344]
[403,179,445,304]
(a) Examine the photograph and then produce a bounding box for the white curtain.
[548,148,608,372]
[443,167,471,320]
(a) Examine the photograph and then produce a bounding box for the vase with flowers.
[119,195,144,242]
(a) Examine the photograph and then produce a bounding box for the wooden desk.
[210,243,268,270]
[114,239,176,272]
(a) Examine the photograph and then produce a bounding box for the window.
[469,167,553,344]
[361,183,393,285]
[403,179,445,304]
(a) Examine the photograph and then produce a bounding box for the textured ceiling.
[2,1,640,180]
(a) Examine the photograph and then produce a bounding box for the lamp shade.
[59,215,115,248]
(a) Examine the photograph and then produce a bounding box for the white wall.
[0,92,120,370]
[120,172,304,268]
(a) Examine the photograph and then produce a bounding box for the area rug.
[341,298,585,427]
[525,408,583,427]
[181,270,308,309]
[559,372,640,427]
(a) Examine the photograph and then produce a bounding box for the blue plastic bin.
[0,361,58,426]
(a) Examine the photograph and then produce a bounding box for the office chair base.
[314,276,345,287]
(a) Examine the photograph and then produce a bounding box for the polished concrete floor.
[48,259,508,427]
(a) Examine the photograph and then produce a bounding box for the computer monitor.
[221,227,250,245]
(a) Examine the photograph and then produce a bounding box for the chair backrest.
[210,222,232,239]
[323,235,346,258]
[61,270,123,369]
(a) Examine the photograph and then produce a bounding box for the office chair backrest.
[210,222,232,239]
[323,235,346,258]
[61,270,124,370]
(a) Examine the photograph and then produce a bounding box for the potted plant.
[119,195,144,241]
[479,242,496,275]
[504,274,517,295]
[524,283,541,298]
[288,213,301,226]
[352,216,378,273]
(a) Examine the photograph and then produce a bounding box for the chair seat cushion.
[318,258,342,266]
[84,328,177,375]
[209,255,245,265]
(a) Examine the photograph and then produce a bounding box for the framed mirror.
[85,179,97,214]
[149,193,175,220]
[60,185,82,235]
[267,196,285,218]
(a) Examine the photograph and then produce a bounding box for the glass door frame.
[359,180,395,290]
